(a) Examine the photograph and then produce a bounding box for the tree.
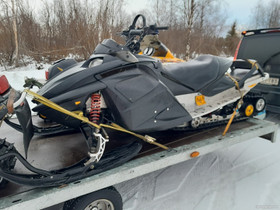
[225,21,239,56]
[251,0,280,28]
[11,0,19,66]
[184,0,196,60]
[0,0,20,66]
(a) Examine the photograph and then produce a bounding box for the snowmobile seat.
[162,55,232,92]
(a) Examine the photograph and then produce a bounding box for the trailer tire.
[63,186,122,210]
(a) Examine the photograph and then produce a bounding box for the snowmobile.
[0,14,269,187]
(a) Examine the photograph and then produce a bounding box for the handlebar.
[129,29,143,36]
[121,14,168,53]
[131,14,146,30]
[156,26,169,30]
[121,14,169,53]
[122,25,169,37]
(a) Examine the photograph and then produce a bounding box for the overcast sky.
[125,0,261,30]
[30,0,261,31]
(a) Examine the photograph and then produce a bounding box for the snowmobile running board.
[0,118,278,210]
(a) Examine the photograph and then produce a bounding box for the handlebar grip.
[129,29,143,36]
[156,26,169,30]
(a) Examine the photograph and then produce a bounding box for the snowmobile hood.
[38,58,124,99]
[38,39,155,99]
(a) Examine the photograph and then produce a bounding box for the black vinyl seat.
[162,55,232,92]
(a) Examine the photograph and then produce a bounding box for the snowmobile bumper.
[4,117,76,136]
[1,89,34,157]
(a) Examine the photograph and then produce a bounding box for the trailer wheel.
[63,187,122,210]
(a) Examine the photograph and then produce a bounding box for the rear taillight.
[45,70,49,80]
[233,39,242,61]
[0,75,10,95]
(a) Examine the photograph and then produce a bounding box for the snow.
[0,61,49,90]
[1,62,49,114]
[1,66,279,210]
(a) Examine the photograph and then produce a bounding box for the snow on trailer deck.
[0,116,278,210]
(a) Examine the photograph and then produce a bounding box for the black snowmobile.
[0,14,269,187]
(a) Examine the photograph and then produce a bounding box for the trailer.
[0,117,278,210]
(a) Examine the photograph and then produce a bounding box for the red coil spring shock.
[90,93,101,124]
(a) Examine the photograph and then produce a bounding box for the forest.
[0,0,279,68]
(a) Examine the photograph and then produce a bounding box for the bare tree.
[184,0,196,60]
[0,0,20,66]
[251,0,280,28]
[0,0,231,65]
[267,0,280,27]
[11,0,19,66]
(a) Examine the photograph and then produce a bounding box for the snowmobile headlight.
[89,58,103,68]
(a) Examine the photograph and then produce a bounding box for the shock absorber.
[90,93,101,124]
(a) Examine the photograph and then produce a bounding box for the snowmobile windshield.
[94,39,138,63]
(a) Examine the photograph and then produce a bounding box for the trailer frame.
[0,118,278,210]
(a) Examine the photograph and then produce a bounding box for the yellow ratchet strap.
[246,59,259,70]
[25,89,169,150]
[222,73,244,136]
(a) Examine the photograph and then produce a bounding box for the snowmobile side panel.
[33,81,106,112]
[33,82,107,129]
[101,65,192,132]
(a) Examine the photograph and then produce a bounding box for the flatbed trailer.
[0,117,278,210]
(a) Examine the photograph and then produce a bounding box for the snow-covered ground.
[1,63,48,114]
[0,62,48,91]
[1,66,280,210]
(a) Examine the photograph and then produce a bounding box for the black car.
[235,28,280,113]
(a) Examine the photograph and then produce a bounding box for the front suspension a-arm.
[0,139,142,187]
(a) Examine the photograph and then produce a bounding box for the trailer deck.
[0,118,278,209]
